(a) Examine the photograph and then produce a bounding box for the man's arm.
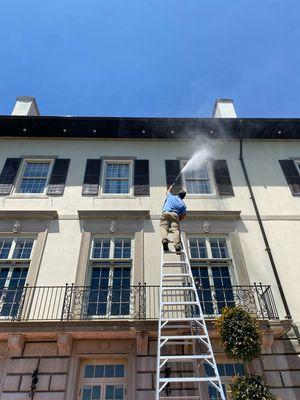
[166,184,173,195]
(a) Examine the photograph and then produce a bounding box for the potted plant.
[230,374,276,400]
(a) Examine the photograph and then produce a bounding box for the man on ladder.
[160,185,187,254]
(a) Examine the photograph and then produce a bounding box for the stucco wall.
[0,137,300,322]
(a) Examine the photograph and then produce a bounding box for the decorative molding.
[78,210,150,220]
[57,333,73,356]
[136,331,149,356]
[185,211,241,220]
[7,334,25,357]
[0,210,58,220]
[242,214,300,221]
[12,220,22,233]
[202,221,211,233]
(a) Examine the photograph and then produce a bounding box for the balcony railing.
[0,284,279,322]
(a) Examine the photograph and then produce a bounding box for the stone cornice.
[78,210,150,220]
[0,210,58,220]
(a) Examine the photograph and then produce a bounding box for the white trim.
[100,160,133,196]
[14,158,54,195]
[78,358,128,400]
[180,160,216,196]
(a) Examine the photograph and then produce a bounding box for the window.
[205,363,245,399]
[88,238,132,317]
[182,161,214,194]
[79,360,127,400]
[16,160,52,194]
[189,237,234,315]
[102,161,131,194]
[0,238,34,317]
[296,160,300,175]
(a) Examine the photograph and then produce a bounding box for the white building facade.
[0,98,299,399]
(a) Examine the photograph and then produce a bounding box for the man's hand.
[167,184,173,194]
[179,213,186,221]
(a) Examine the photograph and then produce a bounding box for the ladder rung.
[162,301,198,306]
[160,355,212,361]
[159,397,204,400]
[162,286,195,291]
[163,261,188,265]
[162,273,191,277]
[161,317,204,322]
[161,335,207,340]
[160,376,219,383]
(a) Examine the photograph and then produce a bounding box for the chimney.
[11,96,40,116]
[213,99,237,118]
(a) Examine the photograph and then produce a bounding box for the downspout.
[239,135,292,320]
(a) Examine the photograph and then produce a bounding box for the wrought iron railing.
[0,283,278,321]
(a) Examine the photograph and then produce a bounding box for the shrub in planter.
[230,374,276,400]
[215,306,261,362]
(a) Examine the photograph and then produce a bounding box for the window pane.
[104,180,129,194]
[114,239,131,259]
[104,163,130,194]
[93,240,110,259]
[115,364,124,377]
[0,266,28,317]
[105,365,114,377]
[84,365,94,378]
[210,238,229,259]
[95,365,104,378]
[12,239,34,259]
[106,163,129,178]
[0,240,12,259]
[189,238,207,258]
[186,180,211,194]
[82,386,92,400]
[19,162,50,193]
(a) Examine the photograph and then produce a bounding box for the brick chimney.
[11,96,40,116]
[213,99,237,118]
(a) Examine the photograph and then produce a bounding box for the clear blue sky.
[0,1,299,117]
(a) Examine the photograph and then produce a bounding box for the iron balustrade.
[0,284,279,321]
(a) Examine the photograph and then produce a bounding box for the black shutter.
[134,160,149,196]
[82,159,102,196]
[0,158,22,196]
[213,160,234,196]
[47,159,70,196]
[279,160,300,195]
[165,160,182,194]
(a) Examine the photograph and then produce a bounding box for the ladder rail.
[155,234,226,400]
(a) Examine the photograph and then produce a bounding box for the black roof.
[0,116,300,140]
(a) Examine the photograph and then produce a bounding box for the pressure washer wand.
[170,170,184,189]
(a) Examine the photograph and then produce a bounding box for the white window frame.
[207,362,245,399]
[78,358,128,400]
[188,236,236,316]
[100,160,133,196]
[180,160,216,196]
[0,237,35,318]
[14,158,53,195]
[87,237,134,318]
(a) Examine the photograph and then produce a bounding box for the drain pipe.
[239,136,292,320]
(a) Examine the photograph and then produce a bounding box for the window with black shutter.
[0,158,22,196]
[165,160,183,194]
[47,159,70,196]
[212,160,234,196]
[134,160,149,196]
[279,159,300,196]
[82,159,102,196]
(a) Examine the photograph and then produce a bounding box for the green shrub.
[215,307,261,362]
[230,374,276,400]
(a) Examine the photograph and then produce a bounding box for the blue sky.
[0,1,299,117]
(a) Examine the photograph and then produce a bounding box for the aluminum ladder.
[155,235,226,400]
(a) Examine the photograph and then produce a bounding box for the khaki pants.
[160,212,181,247]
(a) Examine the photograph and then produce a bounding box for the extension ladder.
[155,235,226,400]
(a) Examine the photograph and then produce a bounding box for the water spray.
[170,148,212,189]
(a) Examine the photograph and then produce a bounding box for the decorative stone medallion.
[202,221,211,233]
[110,221,116,233]
[12,220,22,234]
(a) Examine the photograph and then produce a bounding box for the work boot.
[162,240,169,252]
[175,245,181,255]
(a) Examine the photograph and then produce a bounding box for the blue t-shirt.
[162,193,186,216]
